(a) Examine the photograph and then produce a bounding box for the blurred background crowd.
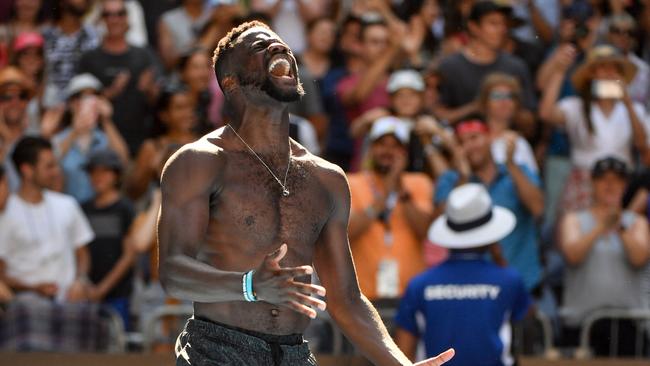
[1,0,650,362]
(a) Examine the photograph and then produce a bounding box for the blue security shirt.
[395,255,531,366]
[434,165,542,290]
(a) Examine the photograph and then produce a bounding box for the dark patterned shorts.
[175,317,318,366]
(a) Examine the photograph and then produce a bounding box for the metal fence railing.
[574,308,650,359]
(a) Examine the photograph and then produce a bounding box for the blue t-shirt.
[53,128,109,203]
[395,255,531,366]
[434,165,542,290]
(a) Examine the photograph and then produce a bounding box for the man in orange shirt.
[348,116,433,300]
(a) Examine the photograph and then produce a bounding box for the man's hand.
[36,283,58,298]
[414,348,455,365]
[552,44,577,73]
[599,208,622,233]
[0,281,13,302]
[66,279,89,302]
[503,130,518,165]
[253,244,327,319]
[86,286,104,303]
[105,71,130,99]
[97,97,114,121]
[414,115,442,142]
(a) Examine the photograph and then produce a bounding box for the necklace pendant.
[282,189,290,197]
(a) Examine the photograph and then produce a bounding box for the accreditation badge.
[376,258,399,298]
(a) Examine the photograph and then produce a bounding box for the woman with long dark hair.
[126,85,198,200]
[177,47,214,135]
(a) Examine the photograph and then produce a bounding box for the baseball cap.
[591,157,628,179]
[65,73,103,100]
[13,32,44,53]
[84,149,123,173]
[387,69,425,94]
[369,116,411,145]
[469,0,512,22]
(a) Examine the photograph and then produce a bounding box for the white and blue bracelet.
[242,270,258,302]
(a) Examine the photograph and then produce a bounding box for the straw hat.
[571,45,637,91]
[428,183,516,249]
[0,66,33,96]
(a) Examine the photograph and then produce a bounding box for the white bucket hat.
[428,183,516,249]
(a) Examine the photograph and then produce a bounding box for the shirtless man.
[158,21,455,366]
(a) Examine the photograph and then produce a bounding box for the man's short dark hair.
[11,136,52,177]
[212,20,272,89]
[0,164,5,180]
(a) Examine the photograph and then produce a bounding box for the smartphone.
[592,80,624,100]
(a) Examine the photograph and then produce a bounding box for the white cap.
[387,69,425,93]
[65,73,103,100]
[369,116,411,145]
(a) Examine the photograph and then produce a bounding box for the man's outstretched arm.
[313,166,454,366]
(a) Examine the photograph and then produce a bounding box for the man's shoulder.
[44,191,84,217]
[167,132,227,164]
[438,52,466,69]
[161,134,227,186]
[495,52,528,73]
[301,149,347,181]
[44,190,78,207]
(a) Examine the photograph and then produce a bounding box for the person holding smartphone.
[539,45,650,215]
[52,73,129,203]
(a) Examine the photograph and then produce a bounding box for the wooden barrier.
[1,354,649,366]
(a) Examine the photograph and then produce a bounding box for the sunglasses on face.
[488,91,514,101]
[610,27,634,36]
[102,9,127,18]
[0,91,29,102]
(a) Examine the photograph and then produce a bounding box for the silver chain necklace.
[227,124,292,197]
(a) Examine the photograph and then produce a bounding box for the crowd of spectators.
[1,0,650,362]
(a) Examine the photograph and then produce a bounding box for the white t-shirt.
[491,136,539,173]
[0,191,94,302]
[558,96,650,169]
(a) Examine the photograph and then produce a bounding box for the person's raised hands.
[553,44,577,73]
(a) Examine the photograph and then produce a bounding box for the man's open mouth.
[268,56,293,79]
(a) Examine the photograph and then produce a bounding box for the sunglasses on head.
[488,91,514,101]
[102,9,127,18]
[610,27,634,36]
[0,91,29,102]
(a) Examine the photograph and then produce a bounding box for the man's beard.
[240,72,305,103]
[261,77,304,102]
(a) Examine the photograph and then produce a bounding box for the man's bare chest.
[207,159,331,249]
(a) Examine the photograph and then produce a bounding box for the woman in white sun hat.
[395,183,531,366]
